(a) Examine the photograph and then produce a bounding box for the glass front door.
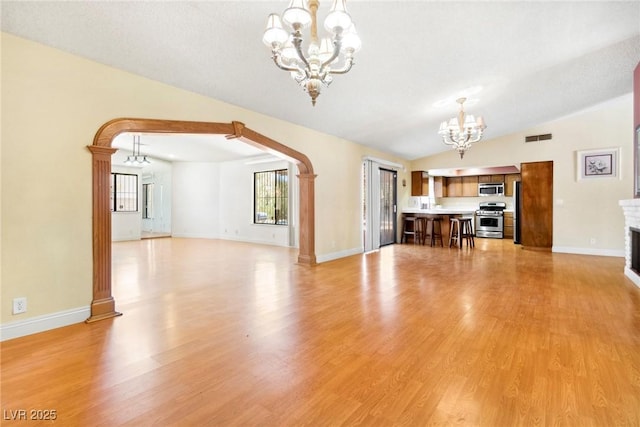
[379,168,397,246]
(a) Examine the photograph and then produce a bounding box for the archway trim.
[86,118,316,323]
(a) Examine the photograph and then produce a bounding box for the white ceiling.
[111,132,268,163]
[2,1,639,161]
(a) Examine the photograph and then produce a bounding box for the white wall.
[218,159,291,247]
[171,158,292,247]
[172,162,221,239]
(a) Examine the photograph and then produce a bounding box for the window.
[254,169,288,225]
[110,173,138,212]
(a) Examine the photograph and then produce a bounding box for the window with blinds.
[254,169,288,225]
[110,173,138,212]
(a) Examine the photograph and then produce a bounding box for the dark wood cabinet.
[411,171,429,196]
[433,176,445,197]
[478,174,505,184]
[434,172,520,198]
[462,176,479,197]
[504,173,521,197]
[503,212,514,239]
[521,161,553,249]
[446,177,462,197]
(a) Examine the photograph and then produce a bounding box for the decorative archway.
[86,118,316,323]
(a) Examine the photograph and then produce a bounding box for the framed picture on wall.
[577,147,619,180]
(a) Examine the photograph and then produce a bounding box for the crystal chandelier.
[438,98,487,159]
[262,0,361,106]
[124,134,151,166]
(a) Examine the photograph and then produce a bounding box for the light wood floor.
[2,238,639,426]
[140,231,172,240]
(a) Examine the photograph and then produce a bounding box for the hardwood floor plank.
[2,238,640,425]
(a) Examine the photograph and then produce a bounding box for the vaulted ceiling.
[2,1,639,161]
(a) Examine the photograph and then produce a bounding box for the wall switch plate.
[12,297,27,314]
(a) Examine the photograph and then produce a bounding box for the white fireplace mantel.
[619,199,640,288]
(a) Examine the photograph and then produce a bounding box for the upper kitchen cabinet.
[411,171,429,196]
[478,174,505,184]
[429,167,521,198]
[445,177,462,197]
[433,176,445,197]
[504,173,521,197]
[462,176,479,197]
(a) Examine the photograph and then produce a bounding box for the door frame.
[86,118,317,323]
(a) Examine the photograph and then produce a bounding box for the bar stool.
[449,217,461,248]
[414,217,427,245]
[459,217,475,248]
[425,217,444,247]
[401,216,418,244]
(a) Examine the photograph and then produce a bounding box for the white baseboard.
[218,235,291,248]
[317,247,363,263]
[624,266,640,288]
[171,232,219,239]
[552,246,624,257]
[112,236,141,242]
[0,306,90,342]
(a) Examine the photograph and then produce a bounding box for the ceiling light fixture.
[432,86,484,109]
[438,97,487,159]
[124,134,151,166]
[262,0,361,106]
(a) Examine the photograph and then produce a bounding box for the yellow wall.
[0,33,409,324]
[411,95,634,252]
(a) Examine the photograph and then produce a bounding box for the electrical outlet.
[590,237,597,245]
[12,297,27,314]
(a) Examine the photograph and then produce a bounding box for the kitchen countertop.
[402,208,476,215]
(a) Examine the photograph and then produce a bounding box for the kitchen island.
[401,208,476,245]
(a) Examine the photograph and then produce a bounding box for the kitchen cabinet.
[478,174,505,184]
[521,161,553,248]
[411,171,429,196]
[503,212,514,239]
[462,176,478,197]
[433,176,445,197]
[446,177,462,197]
[435,173,519,198]
[504,173,521,197]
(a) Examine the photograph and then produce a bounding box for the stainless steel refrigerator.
[513,181,522,244]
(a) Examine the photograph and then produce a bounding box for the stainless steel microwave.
[478,183,505,197]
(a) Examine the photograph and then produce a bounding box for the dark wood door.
[521,161,553,248]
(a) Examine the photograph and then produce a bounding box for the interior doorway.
[362,160,399,252]
[87,118,317,323]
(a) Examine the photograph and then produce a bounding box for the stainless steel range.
[475,201,506,238]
